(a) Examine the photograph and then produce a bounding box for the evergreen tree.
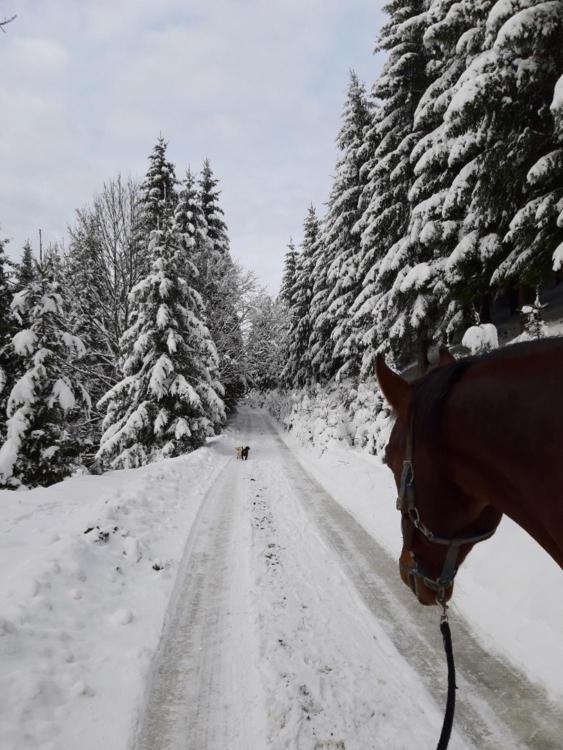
[493,3,563,288]
[279,239,298,307]
[174,167,209,284]
[282,206,320,387]
[444,2,562,306]
[377,0,496,367]
[308,218,333,382]
[551,74,563,271]
[355,0,429,371]
[0,256,89,487]
[197,160,244,411]
[15,240,35,292]
[0,236,15,440]
[318,72,372,381]
[136,137,177,272]
[96,224,225,470]
[199,159,230,258]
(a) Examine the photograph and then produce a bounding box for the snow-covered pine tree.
[317,72,372,381]
[199,159,229,260]
[282,206,320,387]
[174,167,209,284]
[354,0,429,372]
[136,137,177,273]
[0,254,90,487]
[279,239,298,307]
[444,2,562,308]
[0,235,15,441]
[551,74,563,272]
[96,222,226,470]
[386,0,497,363]
[308,217,333,383]
[197,160,244,411]
[495,4,563,288]
[15,240,35,292]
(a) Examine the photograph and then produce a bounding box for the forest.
[274,0,563,384]
[1,0,562,487]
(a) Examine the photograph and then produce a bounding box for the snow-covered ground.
[0,439,230,750]
[1,408,562,749]
[279,429,563,702]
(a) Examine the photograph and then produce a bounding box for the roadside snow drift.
[0,438,229,750]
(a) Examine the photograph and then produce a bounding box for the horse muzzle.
[399,549,453,606]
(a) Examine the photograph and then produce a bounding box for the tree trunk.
[478,293,492,324]
[518,284,536,332]
[416,332,430,376]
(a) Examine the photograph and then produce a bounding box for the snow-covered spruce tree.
[282,206,320,387]
[318,72,372,381]
[308,217,333,383]
[0,235,15,441]
[96,224,225,470]
[15,240,35,292]
[444,2,563,309]
[174,167,209,283]
[354,0,429,372]
[551,75,563,272]
[136,137,177,273]
[383,1,497,363]
[0,254,90,488]
[197,160,244,411]
[279,238,298,307]
[496,5,563,289]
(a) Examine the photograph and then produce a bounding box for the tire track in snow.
[253,408,563,750]
[134,408,562,749]
[133,429,265,750]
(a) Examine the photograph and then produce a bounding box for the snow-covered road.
[133,408,563,750]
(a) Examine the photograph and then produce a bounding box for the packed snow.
[2,407,562,750]
[0,441,229,750]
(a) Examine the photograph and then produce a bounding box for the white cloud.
[0,0,384,292]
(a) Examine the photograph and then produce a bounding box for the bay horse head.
[375,351,502,606]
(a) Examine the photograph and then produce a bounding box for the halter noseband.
[398,410,496,601]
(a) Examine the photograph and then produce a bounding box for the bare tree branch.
[0,14,16,32]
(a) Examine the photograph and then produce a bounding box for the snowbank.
[0,439,230,750]
[248,378,393,458]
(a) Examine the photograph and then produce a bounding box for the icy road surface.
[134,408,563,750]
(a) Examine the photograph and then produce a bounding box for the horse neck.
[441,384,563,568]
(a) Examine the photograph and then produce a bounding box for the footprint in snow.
[109,608,133,626]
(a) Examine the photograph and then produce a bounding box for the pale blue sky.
[1,0,385,292]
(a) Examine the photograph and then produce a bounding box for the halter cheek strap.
[398,412,497,598]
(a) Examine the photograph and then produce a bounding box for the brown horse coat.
[377,338,563,605]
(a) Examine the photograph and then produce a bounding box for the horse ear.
[375,354,411,418]
[438,347,456,367]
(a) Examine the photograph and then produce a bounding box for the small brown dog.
[235,446,242,460]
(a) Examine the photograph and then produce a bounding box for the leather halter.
[398,410,497,601]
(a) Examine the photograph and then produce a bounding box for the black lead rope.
[437,613,457,750]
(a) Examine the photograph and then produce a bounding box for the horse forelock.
[411,360,473,441]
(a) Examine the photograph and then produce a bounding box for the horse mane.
[411,337,563,438]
